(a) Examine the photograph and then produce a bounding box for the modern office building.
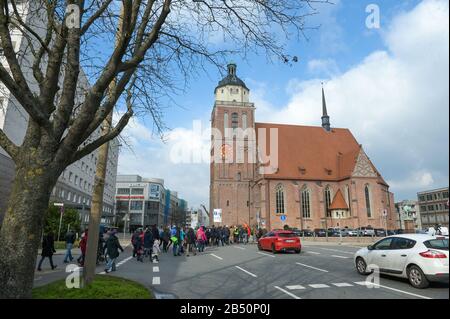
[0,0,118,226]
[395,200,421,231]
[417,187,449,229]
[115,175,166,231]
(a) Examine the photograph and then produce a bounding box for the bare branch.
[0,127,19,160]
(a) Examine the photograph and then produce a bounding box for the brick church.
[209,63,397,231]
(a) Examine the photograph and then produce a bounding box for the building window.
[224,112,228,130]
[345,185,351,216]
[242,113,247,129]
[365,185,372,218]
[275,183,285,214]
[226,200,229,207]
[69,172,73,182]
[301,187,311,218]
[75,175,78,185]
[131,188,144,195]
[237,172,241,181]
[117,188,130,195]
[325,186,332,217]
[231,112,238,130]
[130,200,143,211]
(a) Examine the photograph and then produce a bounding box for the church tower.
[210,63,256,226]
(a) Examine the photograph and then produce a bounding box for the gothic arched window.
[224,112,228,130]
[231,112,238,130]
[301,187,311,218]
[345,185,352,216]
[365,184,372,217]
[325,186,332,217]
[276,184,285,214]
[242,113,247,129]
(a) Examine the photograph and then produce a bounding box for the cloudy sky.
[117,0,449,209]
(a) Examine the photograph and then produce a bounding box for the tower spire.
[321,83,331,131]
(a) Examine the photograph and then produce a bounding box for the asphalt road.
[33,242,449,299]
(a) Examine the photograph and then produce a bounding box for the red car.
[258,230,301,254]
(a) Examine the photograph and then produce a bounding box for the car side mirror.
[367,245,373,251]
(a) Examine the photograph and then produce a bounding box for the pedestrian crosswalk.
[284,281,361,291]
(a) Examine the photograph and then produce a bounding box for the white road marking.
[309,284,330,288]
[257,252,276,258]
[331,255,350,259]
[152,277,160,285]
[286,285,306,290]
[274,286,301,299]
[210,254,223,260]
[318,248,354,255]
[153,266,159,273]
[233,246,246,250]
[296,262,329,273]
[332,283,354,287]
[308,284,330,288]
[354,282,432,299]
[305,251,321,255]
[235,266,258,278]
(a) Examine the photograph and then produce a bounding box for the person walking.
[171,227,181,256]
[37,232,57,271]
[179,227,185,254]
[152,238,161,262]
[104,229,124,273]
[186,227,197,257]
[63,229,76,263]
[131,229,140,258]
[135,229,144,262]
[143,228,154,262]
[162,227,170,252]
[196,226,207,253]
[77,229,88,266]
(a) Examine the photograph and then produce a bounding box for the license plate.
[285,240,295,243]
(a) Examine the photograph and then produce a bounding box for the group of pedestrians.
[131,225,161,263]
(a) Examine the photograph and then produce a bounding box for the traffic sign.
[280,215,287,222]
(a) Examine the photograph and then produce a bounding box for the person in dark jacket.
[63,229,76,263]
[151,225,160,241]
[162,227,170,252]
[186,228,197,257]
[104,230,123,273]
[37,232,57,271]
[143,228,154,261]
[131,229,140,257]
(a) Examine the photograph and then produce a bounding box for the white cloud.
[388,171,435,191]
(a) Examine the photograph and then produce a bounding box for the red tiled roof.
[329,189,349,210]
[255,123,361,181]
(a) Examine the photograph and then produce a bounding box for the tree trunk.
[0,158,54,298]
[83,112,112,286]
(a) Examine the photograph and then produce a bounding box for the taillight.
[419,250,447,258]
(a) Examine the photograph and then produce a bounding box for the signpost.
[54,203,64,242]
[383,209,388,236]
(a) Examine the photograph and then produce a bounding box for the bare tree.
[0,0,328,298]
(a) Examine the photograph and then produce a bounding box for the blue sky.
[117,0,449,209]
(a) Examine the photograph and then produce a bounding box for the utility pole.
[83,5,124,286]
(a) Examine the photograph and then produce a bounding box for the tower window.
[227,200,230,207]
[224,112,228,130]
[242,113,247,129]
[231,112,238,130]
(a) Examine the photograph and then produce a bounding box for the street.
[33,241,449,299]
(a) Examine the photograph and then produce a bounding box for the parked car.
[354,234,449,289]
[387,230,397,236]
[342,228,358,237]
[313,228,327,237]
[290,228,302,237]
[328,228,342,237]
[258,230,301,254]
[374,228,387,237]
[358,227,375,237]
[301,229,314,237]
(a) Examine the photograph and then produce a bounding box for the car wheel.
[271,244,277,254]
[408,265,429,289]
[295,249,301,254]
[257,242,262,251]
[356,257,369,275]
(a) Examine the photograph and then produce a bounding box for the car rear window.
[424,239,449,250]
[278,233,296,238]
